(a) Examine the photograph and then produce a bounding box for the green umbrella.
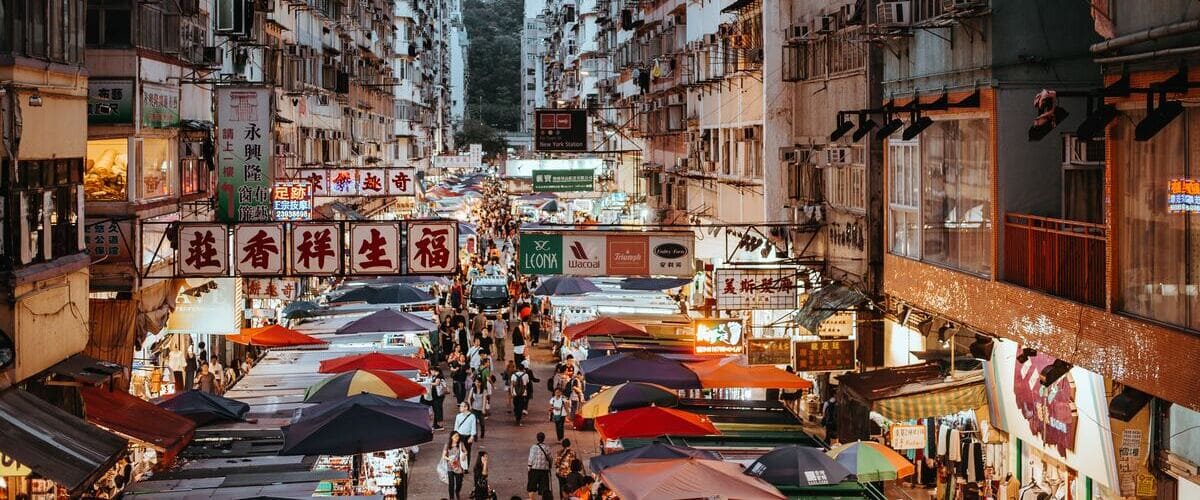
[826,441,915,482]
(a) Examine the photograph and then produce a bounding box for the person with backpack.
[512,320,528,367]
[526,432,553,500]
[510,365,530,426]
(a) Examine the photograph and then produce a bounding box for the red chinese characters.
[292,224,340,274]
[349,223,400,274]
[234,224,284,275]
[388,168,417,196]
[406,221,458,274]
[178,224,228,276]
[360,169,385,194]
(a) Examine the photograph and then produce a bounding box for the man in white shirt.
[453,402,479,458]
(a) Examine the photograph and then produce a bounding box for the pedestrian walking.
[450,354,469,404]
[562,459,589,500]
[526,432,553,500]
[549,389,569,442]
[510,365,530,426]
[441,431,469,499]
[197,363,216,393]
[471,451,496,500]
[453,402,479,457]
[566,373,584,420]
[492,316,507,361]
[512,321,528,367]
[553,439,578,499]
[467,378,488,439]
[166,347,186,393]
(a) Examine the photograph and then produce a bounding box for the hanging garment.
[956,439,985,482]
[947,429,962,462]
[937,424,952,456]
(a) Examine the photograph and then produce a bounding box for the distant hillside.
[463,0,523,131]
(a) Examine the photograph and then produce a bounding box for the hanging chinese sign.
[747,338,793,365]
[329,169,359,195]
[244,278,299,300]
[87,79,134,125]
[388,168,417,196]
[532,169,595,192]
[166,220,459,277]
[272,181,312,221]
[693,319,746,355]
[300,169,329,196]
[793,339,856,372]
[1167,178,1200,213]
[714,267,799,310]
[294,168,417,197]
[216,87,273,222]
[359,168,387,196]
[518,230,694,277]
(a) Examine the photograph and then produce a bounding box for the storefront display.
[86,139,130,201]
[141,138,174,199]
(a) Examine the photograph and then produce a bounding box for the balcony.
[1003,213,1105,308]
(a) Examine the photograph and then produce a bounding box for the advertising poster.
[87,79,135,124]
[164,278,242,335]
[532,168,595,192]
[272,181,312,221]
[216,87,273,222]
[141,82,181,128]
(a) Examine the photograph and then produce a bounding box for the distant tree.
[455,119,509,160]
[463,0,523,131]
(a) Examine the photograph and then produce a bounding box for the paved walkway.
[407,344,597,500]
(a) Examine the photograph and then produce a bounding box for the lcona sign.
[176,220,458,277]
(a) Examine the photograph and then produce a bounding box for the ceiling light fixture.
[902,110,933,140]
[1135,91,1184,141]
[851,112,877,142]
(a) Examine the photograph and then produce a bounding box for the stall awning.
[838,361,986,421]
[793,284,867,334]
[81,386,196,463]
[0,388,127,493]
[48,353,124,386]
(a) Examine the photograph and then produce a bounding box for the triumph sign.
[519,230,694,277]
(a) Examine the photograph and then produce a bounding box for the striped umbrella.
[304,369,425,403]
[579,382,679,418]
[826,441,915,482]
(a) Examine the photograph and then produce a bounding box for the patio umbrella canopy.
[619,277,693,291]
[563,316,648,341]
[598,458,784,500]
[686,357,814,390]
[579,382,679,418]
[318,352,429,374]
[330,285,434,304]
[304,369,426,403]
[227,325,327,347]
[745,445,855,487]
[279,394,433,456]
[580,352,702,389]
[589,442,719,472]
[154,390,251,426]
[827,441,915,482]
[540,200,561,212]
[533,276,601,296]
[281,300,319,316]
[334,309,436,335]
[594,406,719,439]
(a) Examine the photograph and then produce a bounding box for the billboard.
[694,319,746,355]
[272,181,312,221]
[714,267,799,310]
[793,339,856,372]
[164,278,243,335]
[518,230,694,277]
[296,168,417,197]
[216,87,273,222]
[534,109,588,152]
[532,169,595,192]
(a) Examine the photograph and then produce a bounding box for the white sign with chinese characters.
[349,222,401,274]
[178,224,229,276]
[234,224,285,275]
[328,169,359,195]
[244,278,299,300]
[890,424,927,450]
[291,223,341,275]
[714,267,800,310]
[387,168,417,196]
[359,168,387,196]
[407,220,459,274]
[299,169,329,196]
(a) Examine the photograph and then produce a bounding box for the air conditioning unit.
[780,147,799,162]
[877,1,912,27]
[815,15,836,34]
[287,44,303,57]
[1062,135,1104,167]
[787,24,812,41]
[201,46,224,68]
[824,146,851,166]
[942,0,985,12]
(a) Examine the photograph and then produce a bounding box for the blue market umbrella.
[540,200,562,213]
[154,390,250,426]
[458,222,477,236]
[534,276,601,296]
[745,445,855,487]
[279,394,433,455]
[282,301,319,316]
[330,285,433,305]
[579,352,702,389]
[619,277,693,291]
[336,309,436,335]
[590,441,719,472]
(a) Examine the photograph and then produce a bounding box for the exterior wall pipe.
[1094,44,1200,64]
[1089,19,1200,54]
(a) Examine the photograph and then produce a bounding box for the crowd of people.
[135,341,257,399]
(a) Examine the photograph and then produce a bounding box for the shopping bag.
[436,457,449,484]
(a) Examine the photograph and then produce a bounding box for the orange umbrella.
[319,352,429,374]
[227,325,327,347]
[686,357,813,390]
[564,317,648,340]
[595,406,719,439]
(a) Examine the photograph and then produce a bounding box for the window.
[85,139,129,201]
[828,164,866,211]
[887,119,992,275]
[87,0,131,48]
[1116,108,1200,330]
[5,159,83,263]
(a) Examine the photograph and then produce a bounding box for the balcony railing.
[1003,212,1105,308]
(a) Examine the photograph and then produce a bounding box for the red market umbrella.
[686,357,814,390]
[564,317,648,341]
[319,352,429,375]
[227,325,327,347]
[595,406,720,440]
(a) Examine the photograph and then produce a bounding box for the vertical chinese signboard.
[534,109,588,152]
[407,220,459,274]
[216,87,272,222]
[84,219,133,263]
